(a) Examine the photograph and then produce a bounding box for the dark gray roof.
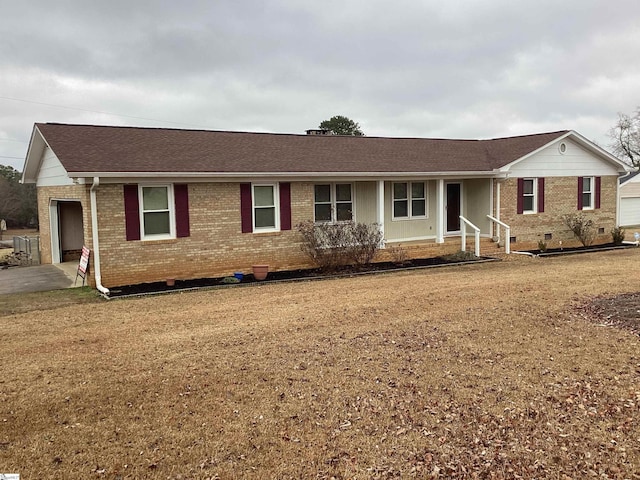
[35,123,570,175]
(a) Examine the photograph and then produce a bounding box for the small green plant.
[441,250,477,262]
[221,276,240,284]
[562,213,596,246]
[537,240,547,252]
[611,226,625,245]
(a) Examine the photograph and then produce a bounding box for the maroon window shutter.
[577,177,583,210]
[124,184,140,241]
[174,184,190,238]
[537,177,545,213]
[516,178,524,214]
[279,182,291,230]
[240,183,253,233]
[595,176,601,209]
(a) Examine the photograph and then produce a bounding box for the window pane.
[255,207,275,228]
[144,211,170,235]
[523,179,534,195]
[523,196,534,212]
[583,177,591,192]
[143,186,169,210]
[412,199,426,216]
[315,204,332,222]
[393,182,407,199]
[335,184,352,202]
[314,184,331,203]
[254,186,274,207]
[583,193,592,208]
[336,202,352,221]
[394,200,408,218]
[411,182,425,199]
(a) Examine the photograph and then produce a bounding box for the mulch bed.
[518,242,634,256]
[107,255,496,298]
[575,292,640,337]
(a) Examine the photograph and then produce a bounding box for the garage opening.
[50,200,84,264]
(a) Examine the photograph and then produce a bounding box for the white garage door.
[620,197,640,226]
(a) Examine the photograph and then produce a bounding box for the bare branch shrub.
[562,213,596,246]
[387,244,409,264]
[296,220,383,271]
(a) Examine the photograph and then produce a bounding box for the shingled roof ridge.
[36,122,570,143]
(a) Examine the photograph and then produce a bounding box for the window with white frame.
[582,176,594,209]
[522,178,536,213]
[140,185,174,239]
[314,183,353,222]
[252,184,279,231]
[392,182,427,219]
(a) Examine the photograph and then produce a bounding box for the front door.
[446,183,461,233]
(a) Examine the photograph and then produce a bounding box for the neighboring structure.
[619,170,640,226]
[22,123,631,292]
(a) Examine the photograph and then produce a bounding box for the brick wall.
[96,182,317,287]
[36,176,620,288]
[498,176,618,249]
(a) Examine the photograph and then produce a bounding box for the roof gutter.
[90,177,110,296]
[67,170,508,180]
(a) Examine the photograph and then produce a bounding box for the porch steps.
[379,237,505,263]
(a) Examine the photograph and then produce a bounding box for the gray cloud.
[2,0,640,170]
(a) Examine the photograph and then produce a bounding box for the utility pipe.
[90,177,110,296]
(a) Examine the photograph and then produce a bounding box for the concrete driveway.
[0,263,76,295]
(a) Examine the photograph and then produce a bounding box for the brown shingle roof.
[35,123,569,175]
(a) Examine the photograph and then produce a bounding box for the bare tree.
[609,109,640,167]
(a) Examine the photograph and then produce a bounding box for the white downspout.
[90,177,110,296]
[495,180,501,239]
[376,180,385,247]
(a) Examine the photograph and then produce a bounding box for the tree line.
[0,165,37,229]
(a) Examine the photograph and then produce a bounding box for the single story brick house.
[22,123,630,294]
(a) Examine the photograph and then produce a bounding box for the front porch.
[353,178,507,258]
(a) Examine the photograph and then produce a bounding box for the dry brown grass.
[1,250,639,479]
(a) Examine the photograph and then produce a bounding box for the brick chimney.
[305,129,332,135]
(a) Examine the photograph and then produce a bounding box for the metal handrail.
[486,215,511,254]
[459,216,481,257]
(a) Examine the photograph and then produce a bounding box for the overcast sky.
[2,0,640,171]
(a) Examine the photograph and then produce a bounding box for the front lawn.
[1,251,639,478]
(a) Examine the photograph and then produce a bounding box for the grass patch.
[0,287,103,317]
[0,251,639,478]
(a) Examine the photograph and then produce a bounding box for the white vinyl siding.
[507,139,620,177]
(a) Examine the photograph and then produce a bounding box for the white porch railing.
[459,216,481,257]
[486,215,511,254]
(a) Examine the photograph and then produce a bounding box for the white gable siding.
[620,180,640,198]
[507,139,620,177]
[36,147,73,187]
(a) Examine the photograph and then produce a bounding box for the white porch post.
[495,180,501,238]
[377,180,385,246]
[436,179,444,243]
